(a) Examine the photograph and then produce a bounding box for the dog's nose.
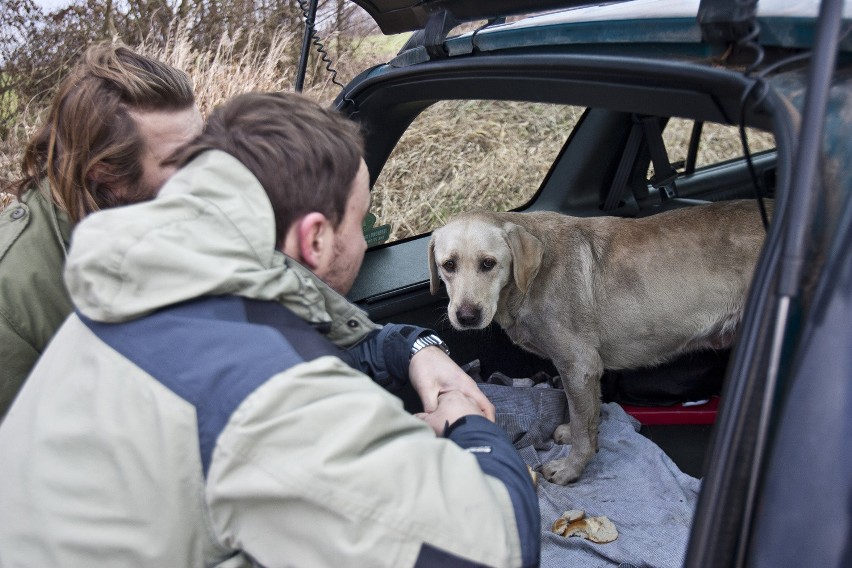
[456,305,482,328]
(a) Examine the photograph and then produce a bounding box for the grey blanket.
[476,369,700,568]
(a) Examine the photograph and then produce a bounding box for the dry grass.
[135,25,299,117]
[373,105,775,241]
[1,28,775,237]
[0,22,390,202]
[0,192,14,210]
[661,118,775,169]
[373,101,586,240]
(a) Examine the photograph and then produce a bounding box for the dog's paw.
[553,423,572,445]
[542,457,582,486]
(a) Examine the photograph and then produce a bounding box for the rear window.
[657,118,776,175]
[370,100,585,243]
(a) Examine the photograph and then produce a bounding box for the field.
[0,26,774,237]
[0,25,400,210]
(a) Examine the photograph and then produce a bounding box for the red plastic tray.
[620,396,719,425]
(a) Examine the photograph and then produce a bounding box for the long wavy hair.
[12,42,195,223]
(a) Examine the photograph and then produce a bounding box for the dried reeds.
[1,27,774,240]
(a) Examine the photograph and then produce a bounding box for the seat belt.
[603,115,681,211]
[640,115,679,200]
[602,117,644,211]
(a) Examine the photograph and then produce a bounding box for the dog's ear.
[504,223,544,294]
[428,235,441,295]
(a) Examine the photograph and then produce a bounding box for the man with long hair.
[0,43,203,416]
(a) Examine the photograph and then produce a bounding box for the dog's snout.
[455,304,482,328]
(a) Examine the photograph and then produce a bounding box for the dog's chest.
[499,315,551,360]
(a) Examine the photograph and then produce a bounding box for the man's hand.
[409,346,495,421]
[414,391,486,435]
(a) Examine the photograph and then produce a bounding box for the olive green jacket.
[0,186,74,418]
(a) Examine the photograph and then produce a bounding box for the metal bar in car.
[295,0,319,92]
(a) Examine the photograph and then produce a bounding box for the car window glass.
[654,118,776,175]
[371,100,585,243]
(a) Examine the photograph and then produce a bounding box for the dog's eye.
[442,260,456,273]
[481,258,496,271]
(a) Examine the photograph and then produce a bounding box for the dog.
[429,199,772,484]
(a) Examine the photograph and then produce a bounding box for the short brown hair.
[12,42,195,223]
[172,91,364,246]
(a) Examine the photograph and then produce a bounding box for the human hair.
[11,42,195,223]
[172,91,365,246]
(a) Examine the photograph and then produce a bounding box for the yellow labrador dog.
[429,200,771,484]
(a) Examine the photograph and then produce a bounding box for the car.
[310,0,851,566]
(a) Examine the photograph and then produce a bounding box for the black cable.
[732,20,771,231]
[732,20,821,233]
[737,81,771,231]
[739,22,765,76]
[295,0,359,116]
[737,48,817,232]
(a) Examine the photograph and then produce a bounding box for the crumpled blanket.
[471,362,701,568]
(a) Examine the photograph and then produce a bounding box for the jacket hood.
[65,150,343,328]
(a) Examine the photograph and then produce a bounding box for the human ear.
[294,212,332,270]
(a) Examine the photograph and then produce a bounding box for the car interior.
[304,0,852,563]
[340,45,790,479]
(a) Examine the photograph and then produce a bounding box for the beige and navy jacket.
[0,151,539,567]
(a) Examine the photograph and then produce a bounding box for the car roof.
[504,0,852,24]
[348,0,616,35]
[351,0,852,54]
[358,0,852,70]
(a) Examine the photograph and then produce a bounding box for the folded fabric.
[471,362,701,568]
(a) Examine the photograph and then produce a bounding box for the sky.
[33,0,73,11]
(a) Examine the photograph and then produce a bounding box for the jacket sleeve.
[445,415,541,568]
[343,323,434,391]
[206,356,539,568]
[0,194,73,419]
[0,317,39,419]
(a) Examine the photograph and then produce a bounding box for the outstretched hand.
[408,346,495,425]
[414,391,487,435]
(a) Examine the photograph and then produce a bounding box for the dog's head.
[428,213,543,330]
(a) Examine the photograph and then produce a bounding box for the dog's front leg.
[542,350,603,485]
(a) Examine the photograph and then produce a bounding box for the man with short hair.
[0,91,540,567]
[0,42,203,415]
[0,45,485,425]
